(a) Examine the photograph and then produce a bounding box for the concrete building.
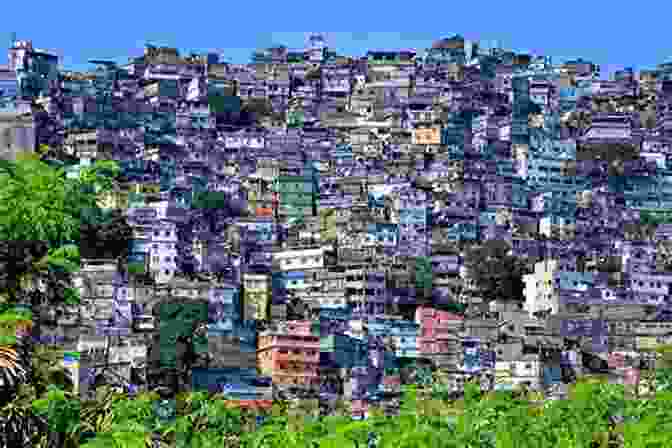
[243,273,270,321]
[0,111,35,160]
[257,320,320,392]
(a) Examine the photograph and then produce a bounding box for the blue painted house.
[332,144,354,167]
[366,223,398,247]
[207,285,241,333]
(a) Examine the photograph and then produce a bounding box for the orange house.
[412,125,442,145]
[256,207,273,217]
[257,321,320,390]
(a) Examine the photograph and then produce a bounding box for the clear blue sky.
[3,0,670,78]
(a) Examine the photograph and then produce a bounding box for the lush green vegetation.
[0,378,667,448]
[0,157,125,304]
[0,156,129,445]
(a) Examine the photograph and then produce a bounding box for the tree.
[0,241,50,303]
[80,209,132,260]
[190,190,232,234]
[462,240,527,304]
[77,159,122,194]
[0,159,81,246]
[0,158,120,245]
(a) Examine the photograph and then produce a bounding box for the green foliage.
[78,159,121,193]
[32,385,80,435]
[0,308,33,323]
[0,159,82,245]
[192,190,227,209]
[0,308,32,345]
[45,244,80,273]
[462,240,527,303]
[62,287,80,305]
[442,302,466,315]
[37,144,51,156]
[16,382,672,448]
[30,345,75,396]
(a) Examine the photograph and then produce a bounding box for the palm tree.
[0,383,46,448]
[0,330,75,448]
[0,346,29,402]
[30,344,75,397]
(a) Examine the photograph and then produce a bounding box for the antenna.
[10,32,16,47]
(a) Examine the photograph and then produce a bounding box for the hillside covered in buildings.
[2,32,672,416]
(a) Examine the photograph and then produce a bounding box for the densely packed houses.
[3,33,672,416]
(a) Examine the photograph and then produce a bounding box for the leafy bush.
[19,381,672,448]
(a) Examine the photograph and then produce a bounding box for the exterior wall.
[149,221,178,283]
[412,126,442,145]
[273,248,325,271]
[0,112,35,160]
[243,274,270,321]
[257,329,320,389]
[208,285,241,329]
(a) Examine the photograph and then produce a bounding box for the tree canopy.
[0,158,125,304]
[462,240,527,304]
[0,159,80,246]
[0,158,121,246]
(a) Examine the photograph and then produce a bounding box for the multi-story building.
[415,306,465,370]
[208,283,241,333]
[0,109,36,160]
[23,33,672,405]
[243,273,270,321]
[257,320,320,392]
[274,173,318,218]
[149,221,178,284]
[523,259,561,316]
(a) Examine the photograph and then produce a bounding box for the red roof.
[223,399,273,410]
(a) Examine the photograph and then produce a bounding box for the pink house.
[415,306,464,355]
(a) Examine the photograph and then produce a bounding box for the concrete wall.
[0,112,36,160]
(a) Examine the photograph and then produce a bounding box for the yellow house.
[135,183,160,195]
[412,125,442,145]
[319,209,337,242]
[243,274,270,321]
[97,187,129,210]
[637,336,658,351]
[96,182,159,210]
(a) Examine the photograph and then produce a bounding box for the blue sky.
[3,0,670,78]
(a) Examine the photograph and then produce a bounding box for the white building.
[272,247,325,272]
[494,354,542,390]
[149,221,178,284]
[523,259,560,316]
